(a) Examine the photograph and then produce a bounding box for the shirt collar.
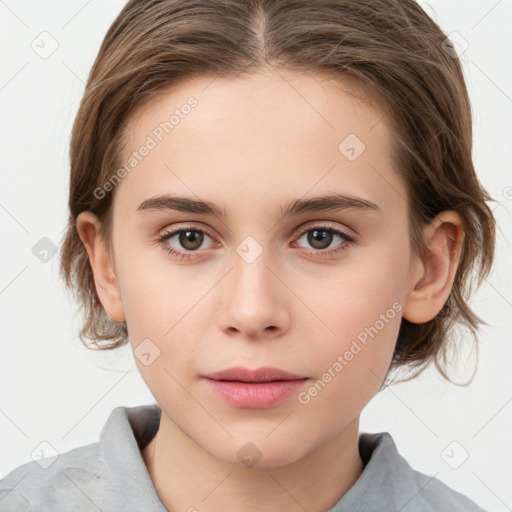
[100,404,411,511]
[100,404,165,511]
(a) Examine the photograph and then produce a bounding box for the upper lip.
[203,366,307,383]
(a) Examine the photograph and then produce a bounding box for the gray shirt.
[0,404,487,511]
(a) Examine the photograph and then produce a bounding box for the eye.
[156,223,357,261]
[294,224,357,257]
[157,224,218,260]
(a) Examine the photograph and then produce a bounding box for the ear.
[76,211,126,323]
[402,210,465,324]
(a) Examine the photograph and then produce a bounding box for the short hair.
[59,0,496,385]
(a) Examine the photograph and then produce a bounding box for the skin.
[77,68,464,512]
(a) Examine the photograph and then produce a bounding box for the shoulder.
[0,441,121,512]
[333,432,489,512]
[0,404,163,512]
[367,432,487,511]
[398,455,487,511]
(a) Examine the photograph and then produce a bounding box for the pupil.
[180,230,203,250]
[309,229,332,249]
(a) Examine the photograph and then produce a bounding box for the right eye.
[157,224,219,260]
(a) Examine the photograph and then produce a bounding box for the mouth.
[202,366,309,409]
[203,365,307,383]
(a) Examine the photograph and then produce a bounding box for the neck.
[142,412,364,512]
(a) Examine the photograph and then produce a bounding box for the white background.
[1,1,511,510]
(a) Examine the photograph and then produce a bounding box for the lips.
[202,366,309,409]
[203,366,306,383]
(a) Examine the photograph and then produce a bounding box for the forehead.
[115,69,407,220]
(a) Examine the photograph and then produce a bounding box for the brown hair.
[59,0,496,385]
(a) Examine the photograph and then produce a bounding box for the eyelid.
[159,221,215,236]
[294,221,356,239]
[158,222,220,247]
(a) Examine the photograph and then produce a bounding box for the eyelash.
[156,223,357,261]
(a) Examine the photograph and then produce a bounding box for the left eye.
[294,226,356,253]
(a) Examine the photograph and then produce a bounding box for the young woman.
[0,1,496,510]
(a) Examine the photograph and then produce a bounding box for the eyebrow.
[136,193,382,219]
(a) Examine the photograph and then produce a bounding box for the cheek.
[293,256,405,352]
[116,241,198,335]
[291,253,405,402]
[115,248,214,382]
[296,309,401,427]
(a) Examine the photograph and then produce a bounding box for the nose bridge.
[231,239,277,301]
[216,236,288,336]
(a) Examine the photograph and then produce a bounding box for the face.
[98,69,422,466]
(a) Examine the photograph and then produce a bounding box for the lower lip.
[204,378,308,409]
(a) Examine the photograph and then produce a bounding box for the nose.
[216,246,290,340]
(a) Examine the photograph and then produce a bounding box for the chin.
[204,435,311,469]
